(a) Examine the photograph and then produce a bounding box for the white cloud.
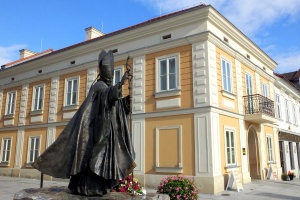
[274,52,300,73]
[0,44,26,66]
[137,0,300,36]
[221,0,300,36]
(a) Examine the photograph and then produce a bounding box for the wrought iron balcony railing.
[243,94,275,117]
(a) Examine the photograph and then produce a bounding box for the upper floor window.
[6,91,16,115]
[113,67,123,86]
[1,138,11,163]
[262,83,268,98]
[225,128,236,165]
[157,54,179,92]
[65,77,78,106]
[293,104,298,125]
[276,94,282,119]
[32,85,44,111]
[266,136,274,163]
[28,136,40,163]
[221,58,232,93]
[285,99,290,123]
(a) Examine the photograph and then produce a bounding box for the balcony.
[243,94,277,124]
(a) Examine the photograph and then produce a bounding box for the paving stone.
[13,186,170,200]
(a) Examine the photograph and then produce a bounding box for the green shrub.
[157,176,198,200]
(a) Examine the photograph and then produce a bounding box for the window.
[32,85,44,111]
[157,55,178,92]
[1,138,11,163]
[225,128,236,165]
[289,142,295,169]
[28,136,40,163]
[266,136,273,163]
[285,100,290,123]
[276,94,282,119]
[293,104,297,125]
[221,58,232,93]
[65,78,78,106]
[6,91,16,115]
[113,68,123,86]
[262,83,268,98]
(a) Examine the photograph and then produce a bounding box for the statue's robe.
[32,80,135,196]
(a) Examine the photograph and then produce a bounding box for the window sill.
[4,114,15,119]
[25,163,34,168]
[63,105,79,111]
[225,165,240,172]
[155,167,183,173]
[0,162,9,166]
[30,110,43,116]
[154,89,181,98]
[222,90,236,100]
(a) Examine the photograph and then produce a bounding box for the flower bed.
[157,176,198,200]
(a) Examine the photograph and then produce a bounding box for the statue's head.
[98,50,114,86]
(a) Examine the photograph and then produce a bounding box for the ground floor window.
[266,136,274,163]
[28,136,40,163]
[1,138,11,163]
[225,128,236,165]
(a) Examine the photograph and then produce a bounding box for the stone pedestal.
[14,186,170,200]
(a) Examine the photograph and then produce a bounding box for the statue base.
[14,186,170,200]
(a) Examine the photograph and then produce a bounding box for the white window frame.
[27,136,40,163]
[224,127,237,166]
[262,83,268,98]
[275,94,282,119]
[0,138,12,163]
[221,57,233,93]
[64,77,79,107]
[156,53,180,94]
[266,135,274,163]
[6,91,16,115]
[32,85,45,111]
[113,66,123,86]
[285,99,290,123]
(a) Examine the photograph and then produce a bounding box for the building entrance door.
[248,127,261,179]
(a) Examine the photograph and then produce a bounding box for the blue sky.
[1,0,300,73]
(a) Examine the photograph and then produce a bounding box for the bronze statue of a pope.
[32,50,136,196]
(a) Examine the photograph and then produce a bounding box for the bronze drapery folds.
[32,50,136,196]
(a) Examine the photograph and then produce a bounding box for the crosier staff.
[124,56,135,197]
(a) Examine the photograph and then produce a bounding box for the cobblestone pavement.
[0,176,300,199]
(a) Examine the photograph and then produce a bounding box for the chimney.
[19,49,36,59]
[85,27,104,41]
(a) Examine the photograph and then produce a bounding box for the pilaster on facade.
[48,77,59,123]
[207,41,218,107]
[18,84,28,126]
[259,124,267,178]
[269,82,275,101]
[235,60,244,115]
[86,67,97,97]
[255,72,261,95]
[132,119,145,174]
[14,129,24,168]
[273,128,282,173]
[239,119,248,173]
[0,90,2,119]
[192,42,209,107]
[194,112,221,177]
[132,56,145,114]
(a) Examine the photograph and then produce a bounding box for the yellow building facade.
[1,5,297,194]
